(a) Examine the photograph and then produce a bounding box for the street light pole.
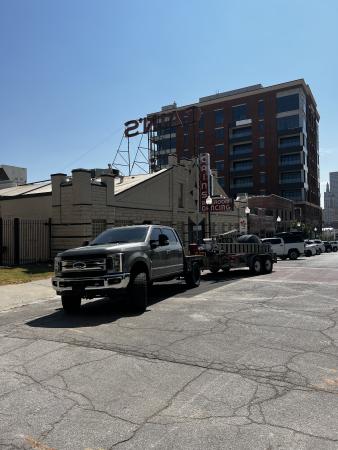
[314,227,317,239]
[276,216,281,233]
[245,206,250,234]
[206,196,213,238]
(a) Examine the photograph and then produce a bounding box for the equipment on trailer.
[193,230,277,275]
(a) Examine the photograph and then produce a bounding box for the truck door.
[161,228,184,275]
[149,227,166,279]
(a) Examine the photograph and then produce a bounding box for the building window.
[277,115,300,131]
[92,219,107,239]
[233,160,253,171]
[198,131,205,146]
[277,93,299,113]
[280,154,301,166]
[232,126,251,138]
[259,137,264,149]
[281,190,303,201]
[259,120,264,133]
[158,138,176,151]
[260,173,267,184]
[215,144,225,156]
[232,104,247,121]
[258,100,264,118]
[218,177,225,188]
[215,128,225,140]
[233,176,253,187]
[199,112,204,129]
[214,109,224,126]
[232,143,252,156]
[215,160,224,173]
[178,183,184,208]
[279,135,300,148]
[258,154,266,167]
[280,171,302,183]
[184,134,189,147]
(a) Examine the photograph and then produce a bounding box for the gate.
[0,218,51,266]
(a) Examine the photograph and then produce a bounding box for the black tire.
[333,247,338,252]
[318,248,322,254]
[250,257,262,275]
[61,294,81,313]
[128,272,148,313]
[305,250,311,257]
[326,248,332,253]
[210,266,220,274]
[185,263,201,288]
[288,249,299,260]
[280,256,287,260]
[262,256,273,273]
[222,267,230,274]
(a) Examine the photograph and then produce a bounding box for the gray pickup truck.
[52,225,202,313]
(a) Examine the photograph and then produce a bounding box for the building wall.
[150,79,320,226]
[0,195,52,219]
[51,160,247,255]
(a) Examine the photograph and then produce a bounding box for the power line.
[59,126,123,172]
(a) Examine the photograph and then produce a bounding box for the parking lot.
[1,252,338,449]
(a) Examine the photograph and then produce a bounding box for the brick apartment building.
[148,79,321,227]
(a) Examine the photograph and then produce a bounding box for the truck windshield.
[91,226,149,245]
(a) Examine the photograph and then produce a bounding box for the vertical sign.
[199,153,211,212]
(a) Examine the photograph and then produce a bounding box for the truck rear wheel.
[128,272,148,313]
[61,294,81,313]
[288,249,299,260]
[185,263,201,288]
[250,257,262,275]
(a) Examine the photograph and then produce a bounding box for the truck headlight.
[54,256,62,275]
[107,253,123,273]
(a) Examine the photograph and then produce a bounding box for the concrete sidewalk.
[0,278,57,312]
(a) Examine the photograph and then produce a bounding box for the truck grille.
[61,258,106,277]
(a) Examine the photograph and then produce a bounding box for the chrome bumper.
[52,273,130,294]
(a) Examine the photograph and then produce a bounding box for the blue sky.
[0,0,337,204]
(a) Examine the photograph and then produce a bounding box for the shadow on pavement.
[26,269,255,329]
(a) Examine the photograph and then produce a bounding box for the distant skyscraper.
[324,172,338,227]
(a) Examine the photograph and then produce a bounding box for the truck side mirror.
[149,240,158,249]
[159,234,169,246]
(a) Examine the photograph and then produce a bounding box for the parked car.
[330,241,338,252]
[313,239,326,253]
[323,241,333,253]
[261,235,304,260]
[304,242,317,256]
[305,240,323,255]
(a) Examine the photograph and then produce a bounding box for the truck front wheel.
[128,272,148,313]
[61,294,81,313]
[288,249,299,260]
[185,263,201,288]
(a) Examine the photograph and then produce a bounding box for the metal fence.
[0,218,51,266]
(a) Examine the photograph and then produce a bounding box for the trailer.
[192,230,277,275]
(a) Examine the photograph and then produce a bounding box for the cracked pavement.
[0,253,338,449]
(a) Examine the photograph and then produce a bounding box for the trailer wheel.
[262,256,273,274]
[128,272,148,313]
[250,257,262,275]
[209,266,220,274]
[185,263,201,288]
[61,294,81,314]
[222,267,230,274]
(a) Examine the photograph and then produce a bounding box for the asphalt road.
[1,253,338,449]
